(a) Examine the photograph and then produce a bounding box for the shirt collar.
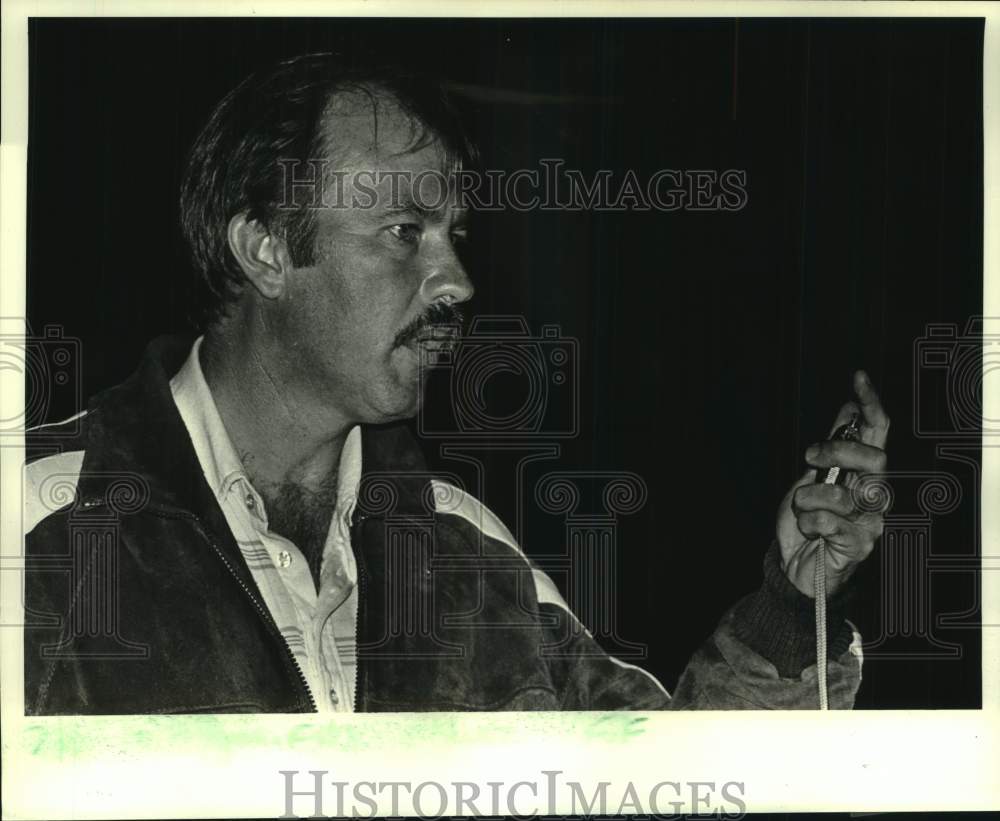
[169,336,363,523]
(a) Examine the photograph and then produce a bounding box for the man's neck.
[199,321,351,513]
[200,322,356,590]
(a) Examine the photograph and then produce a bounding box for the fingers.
[853,369,890,448]
[793,483,854,518]
[794,474,891,517]
[805,438,887,475]
[827,400,863,438]
[824,372,890,448]
[796,508,883,560]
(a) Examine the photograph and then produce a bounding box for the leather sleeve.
[537,542,863,711]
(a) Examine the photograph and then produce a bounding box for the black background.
[27,17,984,709]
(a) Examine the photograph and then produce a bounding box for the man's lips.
[405,325,460,353]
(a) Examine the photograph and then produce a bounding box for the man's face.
[267,93,474,425]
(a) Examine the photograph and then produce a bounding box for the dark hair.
[179,53,476,329]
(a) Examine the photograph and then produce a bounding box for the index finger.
[853,369,890,447]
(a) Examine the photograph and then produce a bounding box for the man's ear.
[227,213,293,300]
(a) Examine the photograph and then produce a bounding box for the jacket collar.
[75,333,432,523]
[169,335,364,530]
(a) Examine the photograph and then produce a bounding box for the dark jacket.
[24,336,862,714]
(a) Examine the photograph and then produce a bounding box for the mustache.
[393,300,465,349]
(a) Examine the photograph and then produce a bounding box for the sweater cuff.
[732,541,856,678]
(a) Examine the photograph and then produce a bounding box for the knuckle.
[852,538,875,562]
[792,485,808,509]
[835,485,853,511]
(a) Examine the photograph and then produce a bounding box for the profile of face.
[251,91,475,426]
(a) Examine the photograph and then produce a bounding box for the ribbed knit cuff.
[732,541,856,678]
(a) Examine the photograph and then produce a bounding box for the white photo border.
[2,1,997,816]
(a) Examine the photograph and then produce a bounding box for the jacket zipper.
[351,512,369,712]
[186,512,318,712]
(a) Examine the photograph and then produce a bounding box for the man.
[24,54,889,714]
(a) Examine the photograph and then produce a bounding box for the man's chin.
[374,345,430,419]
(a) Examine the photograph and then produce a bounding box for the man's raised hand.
[776,370,891,598]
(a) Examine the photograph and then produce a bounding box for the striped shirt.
[169,337,362,712]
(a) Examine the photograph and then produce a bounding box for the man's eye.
[451,230,469,246]
[388,223,421,244]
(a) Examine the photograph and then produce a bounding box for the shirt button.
[276,550,292,568]
[329,689,339,705]
[244,493,256,510]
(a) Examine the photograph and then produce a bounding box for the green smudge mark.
[21,711,647,765]
[584,713,649,741]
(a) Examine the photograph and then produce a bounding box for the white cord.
[815,539,829,710]
[813,412,859,711]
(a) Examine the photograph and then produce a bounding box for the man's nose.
[420,243,475,305]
